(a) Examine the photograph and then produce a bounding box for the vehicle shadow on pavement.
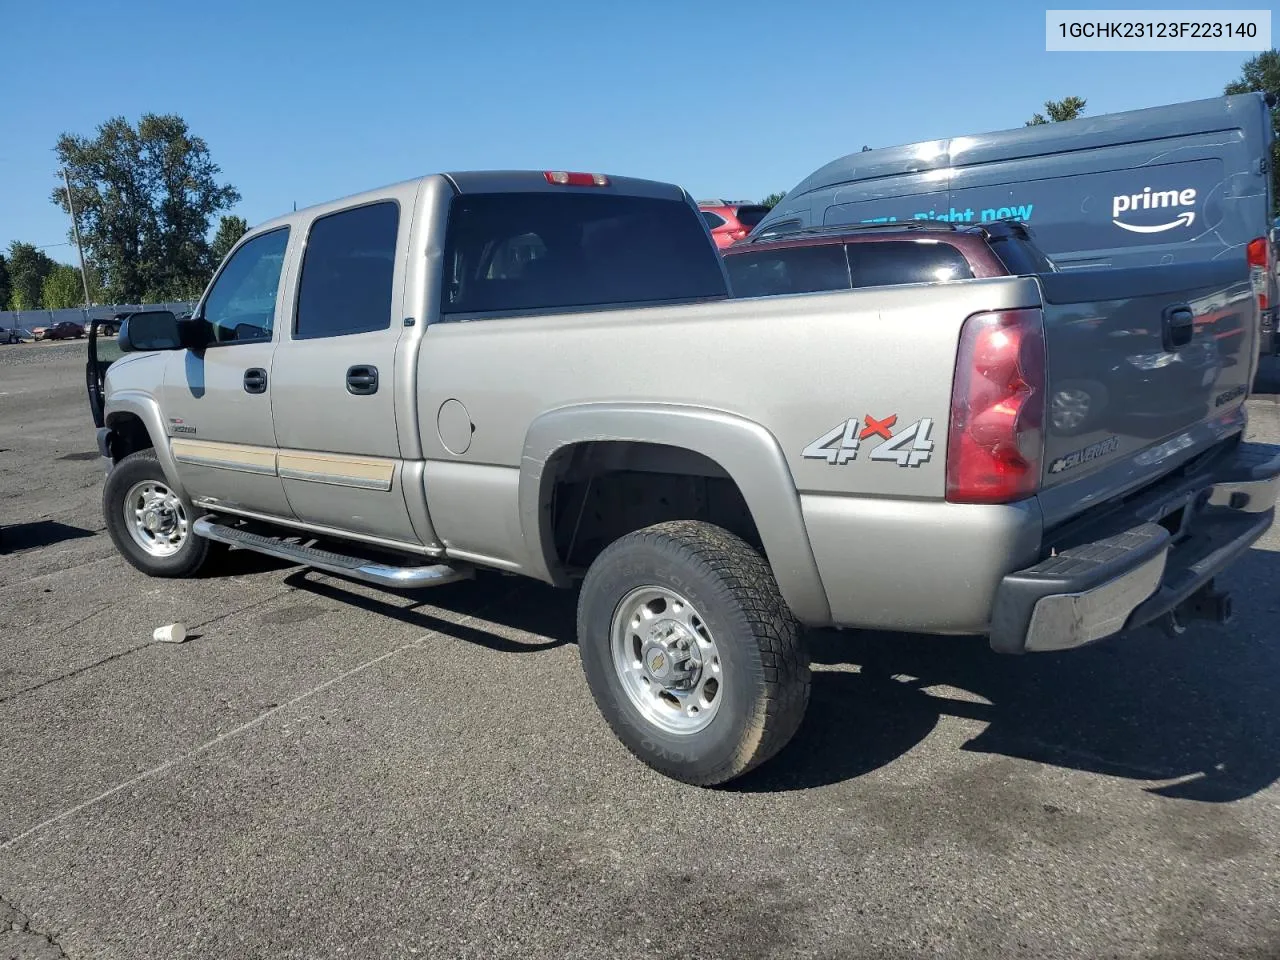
[0,520,95,554]
[198,547,299,578]
[738,546,1280,800]
[284,569,570,655]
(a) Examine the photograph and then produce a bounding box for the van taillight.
[946,308,1047,504]
[1247,236,1270,310]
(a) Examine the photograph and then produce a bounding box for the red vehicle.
[697,199,773,250]
[42,320,86,341]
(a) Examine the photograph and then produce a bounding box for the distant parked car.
[697,199,773,250]
[42,321,86,340]
[0,323,28,344]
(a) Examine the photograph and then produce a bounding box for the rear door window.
[733,205,772,229]
[442,193,727,317]
[295,201,399,339]
[724,245,851,298]
[846,241,974,288]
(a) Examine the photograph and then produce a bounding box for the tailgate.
[1035,260,1257,518]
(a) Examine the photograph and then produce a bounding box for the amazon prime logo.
[1112,187,1197,234]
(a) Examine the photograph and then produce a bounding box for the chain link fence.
[0,302,198,334]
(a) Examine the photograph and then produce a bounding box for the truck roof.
[252,171,690,234]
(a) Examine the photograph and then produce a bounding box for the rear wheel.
[577,520,810,786]
[103,449,211,578]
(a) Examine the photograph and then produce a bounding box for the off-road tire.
[103,448,211,578]
[577,520,810,786]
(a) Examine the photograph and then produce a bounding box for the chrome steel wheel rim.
[610,586,723,735]
[123,480,189,558]
[1051,388,1091,431]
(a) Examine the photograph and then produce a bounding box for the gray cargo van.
[753,93,1277,353]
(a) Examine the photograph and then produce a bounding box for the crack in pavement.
[0,640,155,706]
[0,588,298,707]
[0,894,67,959]
[0,587,518,853]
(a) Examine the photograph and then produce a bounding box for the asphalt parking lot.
[2,340,1280,959]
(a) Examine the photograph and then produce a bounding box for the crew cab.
[88,170,1280,786]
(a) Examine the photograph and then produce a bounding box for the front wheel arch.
[103,391,189,502]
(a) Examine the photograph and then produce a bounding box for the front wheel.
[103,449,211,578]
[577,520,810,786]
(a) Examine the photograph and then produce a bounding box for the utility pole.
[61,168,93,307]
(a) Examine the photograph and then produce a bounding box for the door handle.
[1162,304,1195,351]
[346,365,379,396]
[243,368,268,394]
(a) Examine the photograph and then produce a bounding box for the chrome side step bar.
[192,517,473,590]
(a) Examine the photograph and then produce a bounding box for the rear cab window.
[441,193,727,318]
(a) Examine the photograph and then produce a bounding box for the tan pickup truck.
[87,170,1280,785]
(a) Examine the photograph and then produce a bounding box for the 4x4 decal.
[803,415,935,468]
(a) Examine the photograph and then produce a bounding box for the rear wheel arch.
[518,403,833,626]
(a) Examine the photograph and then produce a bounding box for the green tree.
[760,192,787,209]
[1026,96,1087,126]
[7,242,57,310]
[51,114,240,303]
[1225,49,1279,216]
[40,264,85,309]
[210,214,249,266]
[0,254,10,310]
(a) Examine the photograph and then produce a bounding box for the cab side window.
[201,227,290,344]
[295,201,399,339]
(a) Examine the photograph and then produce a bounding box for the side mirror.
[118,311,182,353]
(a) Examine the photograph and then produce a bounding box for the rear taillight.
[946,308,1047,504]
[544,171,609,186]
[1247,236,1270,311]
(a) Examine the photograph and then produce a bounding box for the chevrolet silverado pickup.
[87,170,1280,786]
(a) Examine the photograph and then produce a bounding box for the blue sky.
[0,0,1260,264]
